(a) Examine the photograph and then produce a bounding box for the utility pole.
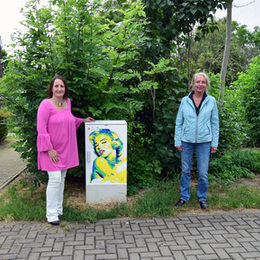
[219,0,233,105]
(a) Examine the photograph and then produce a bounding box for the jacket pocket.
[182,125,189,137]
[198,124,211,141]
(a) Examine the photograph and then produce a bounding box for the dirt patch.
[234,174,260,187]
[64,179,137,210]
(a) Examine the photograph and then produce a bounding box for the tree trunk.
[220,0,232,104]
[187,31,193,91]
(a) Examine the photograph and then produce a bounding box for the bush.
[0,0,160,181]
[1,0,182,190]
[127,121,163,194]
[208,73,248,152]
[0,109,10,143]
[209,149,260,184]
[225,55,260,148]
[239,56,260,147]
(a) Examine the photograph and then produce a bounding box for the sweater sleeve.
[67,98,83,129]
[75,117,84,129]
[174,98,184,147]
[37,100,53,152]
[210,98,219,147]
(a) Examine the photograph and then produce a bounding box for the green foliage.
[179,19,260,85]
[0,48,8,76]
[152,73,188,176]
[62,203,130,223]
[208,73,248,152]
[0,181,130,222]
[234,55,260,146]
[0,109,10,143]
[142,0,228,59]
[208,185,260,210]
[233,23,260,63]
[0,0,178,188]
[132,182,178,217]
[209,149,259,184]
[0,184,46,221]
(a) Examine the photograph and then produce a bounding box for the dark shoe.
[175,199,186,207]
[199,200,208,209]
[49,220,59,226]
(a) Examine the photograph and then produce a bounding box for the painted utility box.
[85,120,127,203]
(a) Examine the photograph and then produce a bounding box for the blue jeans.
[180,141,211,202]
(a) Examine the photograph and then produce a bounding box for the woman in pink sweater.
[37,75,94,225]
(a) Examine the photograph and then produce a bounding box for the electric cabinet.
[85,120,127,203]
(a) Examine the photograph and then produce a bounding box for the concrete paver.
[0,211,260,259]
[0,139,26,189]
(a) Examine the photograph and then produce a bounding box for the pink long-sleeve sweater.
[37,98,83,171]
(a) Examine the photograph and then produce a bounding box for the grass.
[208,184,260,210]
[0,182,46,221]
[0,173,260,223]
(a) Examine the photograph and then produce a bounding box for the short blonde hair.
[191,72,210,88]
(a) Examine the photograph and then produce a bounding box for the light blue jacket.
[174,93,219,147]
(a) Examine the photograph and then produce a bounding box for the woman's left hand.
[84,117,95,122]
[211,147,217,153]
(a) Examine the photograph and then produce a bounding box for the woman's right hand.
[48,149,59,163]
[84,117,95,122]
[176,146,182,152]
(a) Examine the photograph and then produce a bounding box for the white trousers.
[46,170,67,222]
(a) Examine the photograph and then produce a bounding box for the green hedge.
[209,149,260,184]
[0,109,10,143]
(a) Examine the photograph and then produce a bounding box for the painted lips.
[99,150,105,155]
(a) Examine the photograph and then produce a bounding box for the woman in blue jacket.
[174,72,219,209]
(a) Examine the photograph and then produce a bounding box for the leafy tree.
[0,44,8,78]
[0,0,174,188]
[208,73,248,152]
[209,56,260,151]
[233,23,260,64]
[180,19,260,86]
[136,0,229,176]
[99,0,128,22]
[233,55,260,147]
[141,0,228,61]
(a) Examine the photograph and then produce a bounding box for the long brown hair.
[47,75,69,99]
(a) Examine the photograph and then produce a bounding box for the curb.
[0,166,27,192]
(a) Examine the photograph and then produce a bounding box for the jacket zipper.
[195,97,208,143]
[189,98,199,143]
[195,114,198,143]
[188,94,209,144]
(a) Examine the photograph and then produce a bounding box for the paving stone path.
[0,139,26,190]
[1,211,260,260]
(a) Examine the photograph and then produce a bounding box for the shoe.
[199,200,208,209]
[49,220,59,226]
[175,199,186,207]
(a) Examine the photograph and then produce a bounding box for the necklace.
[57,102,63,107]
